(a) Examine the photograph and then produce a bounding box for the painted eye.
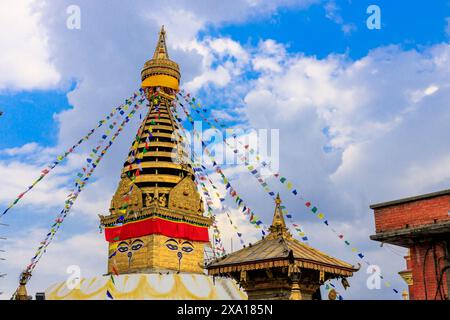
[118,246,128,253]
[182,246,193,253]
[131,243,143,251]
[166,244,178,251]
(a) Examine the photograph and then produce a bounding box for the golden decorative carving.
[158,193,167,207]
[145,193,155,207]
[328,289,337,300]
[168,174,202,215]
[398,270,413,286]
[110,178,142,214]
[240,270,247,283]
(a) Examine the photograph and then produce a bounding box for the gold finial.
[14,271,31,300]
[153,25,169,60]
[141,25,180,90]
[275,193,281,205]
[267,194,290,239]
[271,193,286,229]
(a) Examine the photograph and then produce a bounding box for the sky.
[1,0,450,300]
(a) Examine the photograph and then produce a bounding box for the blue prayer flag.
[106,290,114,300]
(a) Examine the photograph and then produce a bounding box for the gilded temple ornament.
[110,178,143,214]
[168,175,202,214]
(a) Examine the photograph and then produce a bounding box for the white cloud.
[0,0,60,90]
[324,0,356,34]
[185,65,232,91]
[0,229,106,299]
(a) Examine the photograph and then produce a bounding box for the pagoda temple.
[43,26,245,300]
[207,195,358,300]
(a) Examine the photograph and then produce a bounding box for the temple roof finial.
[141,25,180,90]
[153,25,169,60]
[275,193,281,205]
[267,194,290,239]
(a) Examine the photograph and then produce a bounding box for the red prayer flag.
[112,266,119,276]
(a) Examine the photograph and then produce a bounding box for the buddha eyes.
[117,240,143,253]
[165,239,194,253]
[131,243,143,251]
[166,243,178,251]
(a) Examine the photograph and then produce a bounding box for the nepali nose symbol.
[127,251,133,267]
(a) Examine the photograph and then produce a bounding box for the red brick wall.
[409,243,448,300]
[373,195,450,233]
[372,194,450,299]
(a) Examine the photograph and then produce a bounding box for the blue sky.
[205,0,450,59]
[1,0,450,300]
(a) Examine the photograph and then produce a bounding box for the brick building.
[370,189,450,300]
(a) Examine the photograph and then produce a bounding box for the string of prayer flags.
[179,89,403,297]
[175,95,306,241]
[173,102,268,236]
[227,135,309,242]
[180,92,341,241]
[1,89,144,218]
[170,103,262,242]
[23,96,145,277]
[170,109,227,255]
[194,163,246,247]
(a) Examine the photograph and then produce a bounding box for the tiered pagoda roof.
[207,194,357,277]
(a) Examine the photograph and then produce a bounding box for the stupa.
[44,26,245,300]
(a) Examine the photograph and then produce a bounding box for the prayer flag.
[106,290,114,300]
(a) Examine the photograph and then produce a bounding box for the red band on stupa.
[104,216,209,243]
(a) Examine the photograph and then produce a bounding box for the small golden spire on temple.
[153,25,169,60]
[275,193,281,205]
[267,193,290,239]
[141,25,180,91]
[14,271,31,300]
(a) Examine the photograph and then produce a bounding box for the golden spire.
[141,25,180,90]
[153,25,169,60]
[99,27,212,275]
[267,193,291,239]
